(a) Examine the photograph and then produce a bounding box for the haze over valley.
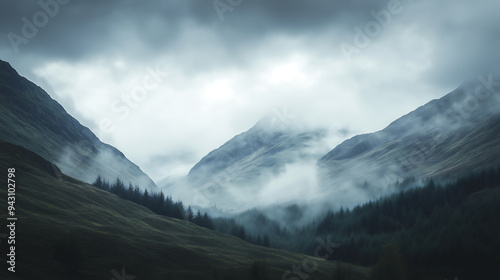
[1,1,500,279]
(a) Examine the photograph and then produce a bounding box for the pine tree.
[239,226,246,240]
[143,189,149,207]
[202,212,214,229]
[172,201,185,219]
[102,179,110,191]
[155,191,165,214]
[256,235,262,246]
[92,175,103,189]
[194,210,203,225]
[133,186,141,203]
[263,234,270,247]
[186,206,194,222]
[127,183,134,201]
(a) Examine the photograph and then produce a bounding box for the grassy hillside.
[0,140,370,280]
[0,59,157,190]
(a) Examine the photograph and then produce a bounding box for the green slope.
[0,59,157,190]
[0,140,369,280]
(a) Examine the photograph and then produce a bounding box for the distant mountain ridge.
[317,78,500,204]
[184,77,500,210]
[0,59,157,190]
[188,118,326,183]
[181,116,329,211]
[0,136,366,279]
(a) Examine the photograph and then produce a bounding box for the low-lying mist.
[160,77,500,242]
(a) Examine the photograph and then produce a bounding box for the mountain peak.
[0,58,13,69]
[252,108,299,132]
[318,79,500,204]
[0,60,158,191]
[0,59,23,82]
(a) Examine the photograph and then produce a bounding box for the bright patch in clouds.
[1,0,499,183]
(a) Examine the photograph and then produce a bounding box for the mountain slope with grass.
[317,79,500,204]
[0,139,369,280]
[179,116,328,211]
[0,59,157,190]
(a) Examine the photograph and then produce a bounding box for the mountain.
[317,78,500,204]
[0,140,369,280]
[182,116,329,211]
[0,59,157,190]
[183,77,500,211]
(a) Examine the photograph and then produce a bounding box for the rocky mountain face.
[317,78,500,205]
[0,59,157,190]
[185,77,500,210]
[182,116,329,211]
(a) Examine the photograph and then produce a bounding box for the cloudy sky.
[1,0,499,183]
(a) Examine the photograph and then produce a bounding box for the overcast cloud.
[1,0,499,183]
